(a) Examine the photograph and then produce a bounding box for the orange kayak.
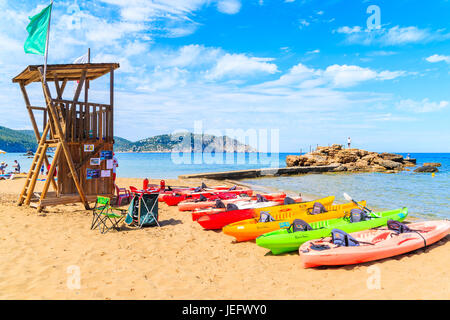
[223,200,364,242]
[299,220,450,268]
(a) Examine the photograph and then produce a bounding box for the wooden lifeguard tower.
[12,63,120,211]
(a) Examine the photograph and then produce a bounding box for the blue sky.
[0,0,449,152]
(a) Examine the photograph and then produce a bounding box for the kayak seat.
[387,220,412,233]
[307,202,327,215]
[284,197,296,205]
[349,209,371,223]
[256,194,269,203]
[292,219,313,232]
[215,199,226,209]
[226,203,239,211]
[310,243,331,251]
[331,229,360,247]
[259,211,276,223]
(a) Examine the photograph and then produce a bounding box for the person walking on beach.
[12,160,20,173]
[347,137,351,149]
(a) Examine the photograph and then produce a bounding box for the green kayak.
[256,207,408,255]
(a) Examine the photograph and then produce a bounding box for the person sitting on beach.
[12,160,20,174]
[0,162,8,174]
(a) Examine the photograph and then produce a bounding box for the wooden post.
[38,143,62,207]
[19,82,57,192]
[38,67,90,210]
[110,67,114,142]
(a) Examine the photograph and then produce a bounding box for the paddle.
[343,193,381,218]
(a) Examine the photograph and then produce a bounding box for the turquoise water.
[241,153,450,220]
[1,152,448,219]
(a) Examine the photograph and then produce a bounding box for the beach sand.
[0,176,448,300]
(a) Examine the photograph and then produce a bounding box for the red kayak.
[197,209,256,230]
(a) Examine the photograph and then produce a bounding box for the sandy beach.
[0,176,448,300]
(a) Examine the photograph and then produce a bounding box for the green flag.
[24,3,53,56]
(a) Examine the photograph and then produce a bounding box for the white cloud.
[205,53,278,80]
[335,25,450,46]
[256,63,405,89]
[396,99,449,113]
[299,19,310,29]
[336,26,361,34]
[426,54,450,63]
[217,0,242,14]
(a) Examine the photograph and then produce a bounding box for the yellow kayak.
[223,199,367,242]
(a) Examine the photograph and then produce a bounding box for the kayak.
[190,198,303,221]
[299,220,450,268]
[163,189,253,206]
[178,192,288,212]
[196,196,335,230]
[256,207,408,255]
[223,200,366,242]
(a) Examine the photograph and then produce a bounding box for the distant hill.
[0,126,256,153]
[0,126,38,152]
[114,132,257,153]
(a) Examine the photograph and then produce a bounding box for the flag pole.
[43,1,54,84]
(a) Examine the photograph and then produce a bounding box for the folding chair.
[91,196,127,234]
[125,193,160,228]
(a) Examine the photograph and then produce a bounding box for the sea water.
[1,152,448,219]
[241,153,450,220]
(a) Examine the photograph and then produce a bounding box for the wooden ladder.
[17,123,51,206]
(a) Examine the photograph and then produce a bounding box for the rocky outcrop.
[414,166,439,173]
[286,145,409,173]
[423,162,441,167]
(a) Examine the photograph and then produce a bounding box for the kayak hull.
[223,201,367,242]
[256,208,409,255]
[163,189,253,206]
[178,193,288,212]
[196,196,335,230]
[300,220,450,268]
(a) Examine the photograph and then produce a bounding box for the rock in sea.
[414,166,439,173]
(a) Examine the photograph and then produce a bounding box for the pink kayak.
[299,220,450,268]
[178,193,287,211]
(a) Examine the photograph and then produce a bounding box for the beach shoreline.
[0,176,448,299]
